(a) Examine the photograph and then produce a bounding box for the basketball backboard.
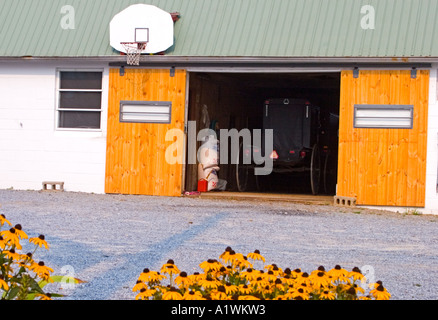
[110,4,174,55]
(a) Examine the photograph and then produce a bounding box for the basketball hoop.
[121,42,148,66]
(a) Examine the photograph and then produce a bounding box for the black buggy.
[235,98,338,195]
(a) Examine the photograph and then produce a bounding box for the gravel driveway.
[0,189,437,300]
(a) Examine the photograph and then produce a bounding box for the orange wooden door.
[105,68,187,196]
[337,70,429,207]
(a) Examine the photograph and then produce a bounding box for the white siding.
[0,60,109,193]
[424,66,438,214]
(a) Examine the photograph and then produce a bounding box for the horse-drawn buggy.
[236,98,338,195]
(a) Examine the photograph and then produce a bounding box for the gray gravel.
[0,189,437,300]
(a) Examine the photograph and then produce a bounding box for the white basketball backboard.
[110,4,174,54]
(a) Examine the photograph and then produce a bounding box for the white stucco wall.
[0,60,109,193]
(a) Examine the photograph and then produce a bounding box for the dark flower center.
[38,235,45,240]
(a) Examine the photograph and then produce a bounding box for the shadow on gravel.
[65,212,227,300]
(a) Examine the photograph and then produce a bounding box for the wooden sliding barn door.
[337,70,429,207]
[105,68,187,196]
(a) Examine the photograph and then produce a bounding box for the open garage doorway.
[184,72,341,196]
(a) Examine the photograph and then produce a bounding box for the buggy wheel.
[236,142,249,192]
[323,151,337,195]
[310,144,321,195]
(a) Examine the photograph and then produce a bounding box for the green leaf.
[38,275,86,290]
[5,286,20,300]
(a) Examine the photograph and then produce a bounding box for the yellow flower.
[133,280,148,292]
[135,288,156,300]
[30,261,54,280]
[13,224,28,240]
[241,268,259,281]
[264,264,283,276]
[238,284,252,295]
[160,260,180,276]
[262,270,277,283]
[247,250,265,263]
[328,265,350,284]
[348,267,365,282]
[0,228,22,249]
[36,293,52,300]
[370,284,391,300]
[289,287,309,300]
[3,249,20,261]
[198,276,221,290]
[250,276,269,290]
[238,295,260,300]
[174,272,192,289]
[310,271,330,290]
[183,290,204,300]
[0,275,9,291]
[211,287,229,300]
[0,235,6,250]
[219,247,233,261]
[224,282,238,295]
[0,214,12,227]
[162,287,183,300]
[234,256,253,270]
[199,259,223,273]
[319,290,336,300]
[29,235,49,250]
[138,268,165,283]
[188,272,204,283]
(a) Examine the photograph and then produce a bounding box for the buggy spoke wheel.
[310,144,321,195]
[236,142,249,192]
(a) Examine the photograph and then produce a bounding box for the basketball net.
[121,42,147,66]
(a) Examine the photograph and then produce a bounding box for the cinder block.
[42,181,64,192]
[333,196,357,207]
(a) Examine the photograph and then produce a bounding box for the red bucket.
[198,179,208,192]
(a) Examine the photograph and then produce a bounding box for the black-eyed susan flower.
[250,276,269,290]
[174,272,192,289]
[160,260,180,276]
[0,275,9,291]
[241,268,259,281]
[238,284,252,295]
[370,284,391,300]
[0,235,6,250]
[13,224,27,240]
[224,282,238,295]
[30,261,54,280]
[198,275,221,290]
[328,265,350,284]
[199,259,223,273]
[219,246,233,261]
[0,228,21,249]
[235,255,253,270]
[183,290,204,300]
[310,271,330,290]
[188,272,204,283]
[211,286,229,300]
[135,288,156,300]
[138,268,165,283]
[133,280,148,292]
[290,287,309,300]
[3,249,20,261]
[264,270,278,282]
[349,267,365,282]
[319,290,336,300]
[247,250,265,263]
[238,295,260,300]
[29,235,49,250]
[0,214,11,227]
[162,287,183,300]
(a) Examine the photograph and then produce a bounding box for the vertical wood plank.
[338,69,429,207]
[105,68,187,197]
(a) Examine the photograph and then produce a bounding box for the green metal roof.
[1,0,438,58]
